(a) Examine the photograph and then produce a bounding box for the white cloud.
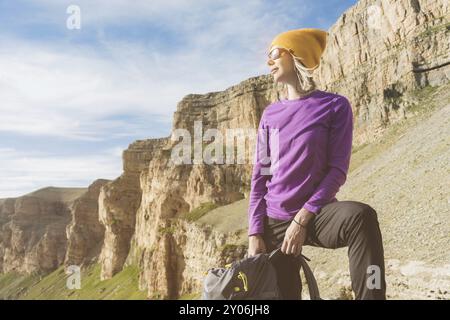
[0,1,312,140]
[0,147,121,198]
[0,40,177,140]
[0,0,313,196]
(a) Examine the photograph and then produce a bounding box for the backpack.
[201,247,320,300]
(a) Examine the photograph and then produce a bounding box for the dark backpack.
[201,248,320,300]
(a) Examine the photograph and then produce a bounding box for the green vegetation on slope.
[178,292,202,300]
[0,264,147,300]
[0,271,41,299]
[183,202,219,221]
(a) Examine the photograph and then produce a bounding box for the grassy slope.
[23,186,89,202]
[0,264,147,300]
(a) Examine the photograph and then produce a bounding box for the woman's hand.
[281,222,307,257]
[281,208,314,257]
[248,234,267,257]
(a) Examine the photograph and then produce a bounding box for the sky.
[0,0,358,198]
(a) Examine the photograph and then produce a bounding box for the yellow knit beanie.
[268,28,329,70]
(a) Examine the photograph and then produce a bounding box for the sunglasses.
[267,47,294,60]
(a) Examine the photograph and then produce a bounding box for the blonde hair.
[276,51,318,102]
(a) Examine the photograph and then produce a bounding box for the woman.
[247,28,386,300]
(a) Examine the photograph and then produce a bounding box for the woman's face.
[267,47,296,84]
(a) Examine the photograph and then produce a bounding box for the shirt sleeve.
[303,96,354,214]
[247,110,272,236]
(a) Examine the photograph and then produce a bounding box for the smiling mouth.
[271,68,278,74]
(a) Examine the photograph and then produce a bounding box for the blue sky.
[0,0,358,198]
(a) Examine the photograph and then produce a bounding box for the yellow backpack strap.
[237,271,249,291]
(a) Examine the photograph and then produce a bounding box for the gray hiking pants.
[262,200,387,300]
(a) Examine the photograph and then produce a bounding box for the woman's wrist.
[292,218,307,228]
[294,208,315,226]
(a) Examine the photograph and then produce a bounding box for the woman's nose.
[267,59,274,66]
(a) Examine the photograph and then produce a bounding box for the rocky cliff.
[65,179,110,268]
[98,138,168,279]
[0,187,85,274]
[319,0,449,145]
[0,0,448,299]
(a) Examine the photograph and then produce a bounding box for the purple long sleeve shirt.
[247,89,353,236]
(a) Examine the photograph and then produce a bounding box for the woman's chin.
[272,73,285,83]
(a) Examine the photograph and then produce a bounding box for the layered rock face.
[65,179,110,267]
[317,0,449,145]
[98,139,169,279]
[0,183,113,275]
[0,191,75,274]
[137,218,245,299]
[99,92,271,283]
